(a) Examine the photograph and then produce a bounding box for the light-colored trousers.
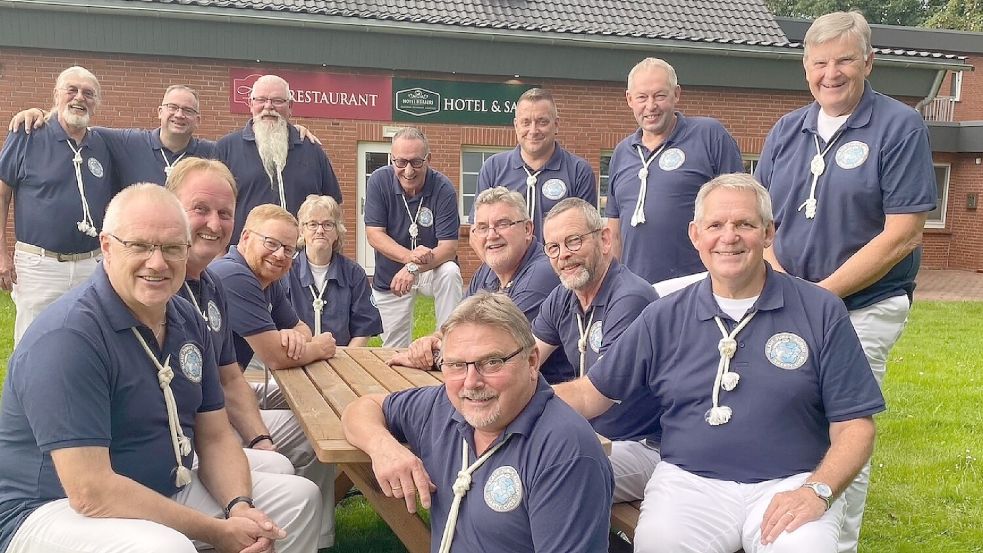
[611,439,662,503]
[11,249,99,344]
[373,261,463,347]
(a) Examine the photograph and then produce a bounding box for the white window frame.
[460,147,511,223]
[598,150,613,213]
[951,71,963,102]
[926,163,950,229]
[743,155,759,176]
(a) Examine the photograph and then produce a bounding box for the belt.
[15,242,101,262]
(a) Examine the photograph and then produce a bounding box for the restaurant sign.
[392,79,537,125]
[230,69,392,120]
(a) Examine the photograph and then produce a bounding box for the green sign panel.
[392,79,538,125]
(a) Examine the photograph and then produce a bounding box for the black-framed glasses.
[438,346,525,381]
[544,228,602,259]
[250,97,289,107]
[60,86,98,101]
[161,103,199,117]
[109,234,191,261]
[471,219,527,236]
[247,230,299,259]
[391,156,429,169]
[303,221,337,232]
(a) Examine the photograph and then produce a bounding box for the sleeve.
[319,151,343,204]
[348,264,384,337]
[754,122,781,189]
[0,130,28,187]
[818,313,886,422]
[604,145,626,219]
[713,123,746,175]
[18,329,112,451]
[270,281,301,331]
[879,125,937,214]
[92,127,137,163]
[213,133,232,164]
[382,386,442,450]
[598,291,656,357]
[433,179,462,241]
[220,267,279,337]
[589,313,657,403]
[528,456,613,553]
[510,264,558,323]
[531,292,563,346]
[572,157,598,207]
[363,171,389,228]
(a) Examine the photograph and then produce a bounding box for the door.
[357,142,391,275]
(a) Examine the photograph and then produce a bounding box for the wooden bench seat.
[610,501,744,553]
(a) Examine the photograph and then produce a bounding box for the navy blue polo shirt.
[0,265,222,551]
[466,242,571,382]
[0,120,117,253]
[208,247,300,366]
[474,144,597,242]
[287,251,383,346]
[605,114,744,283]
[364,166,460,291]
[755,82,937,311]
[533,259,659,441]
[215,120,341,241]
[181,268,238,367]
[99,127,216,187]
[589,265,885,483]
[384,377,612,553]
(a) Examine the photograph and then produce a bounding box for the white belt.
[15,241,101,262]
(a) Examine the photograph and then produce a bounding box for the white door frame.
[356,142,391,275]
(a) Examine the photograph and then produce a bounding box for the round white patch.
[764,332,809,370]
[207,300,222,333]
[87,158,104,178]
[541,178,567,201]
[179,343,203,383]
[835,141,869,170]
[588,320,603,353]
[658,148,686,171]
[417,207,434,228]
[484,465,523,512]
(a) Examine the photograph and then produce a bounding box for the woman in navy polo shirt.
[288,195,382,346]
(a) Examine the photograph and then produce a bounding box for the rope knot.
[158,366,174,388]
[718,337,738,358]
[707,405,733,426]
[177,435,193,456]
[721,372,740,391]
[175,465,193,488]
[452,471,472,496]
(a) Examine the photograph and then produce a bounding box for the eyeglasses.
[109,234,191,261]
[60,86,98,101]
[250,97,290,107]
[247,230,299,259]
[391,156,429,169]
[161,103,199,117]
[438,346,525,381]
[544,228,602,259]
[471,219,526,236]
[303,221,337,232]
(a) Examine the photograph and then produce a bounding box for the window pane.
[925,165,949,227]
[460,149,508,223]
[599,153,611,212]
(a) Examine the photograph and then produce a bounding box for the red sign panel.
[230,69,392,120]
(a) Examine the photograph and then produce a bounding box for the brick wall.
[955,54,983,122]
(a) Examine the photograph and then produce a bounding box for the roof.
[778,17,977,58]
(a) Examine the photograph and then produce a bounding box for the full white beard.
[61,106,90,130]
[254,116,289,180]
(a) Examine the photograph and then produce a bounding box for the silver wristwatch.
[801,481,833,511]
[405,262,420,275]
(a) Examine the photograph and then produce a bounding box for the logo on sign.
[395,88,441,117]
[233,73,262,107]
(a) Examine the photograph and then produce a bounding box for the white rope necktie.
[66,140,98,237]
[181,282,208,324]
[576,308,596,378]
[630,143,668,227]
[130,327,194,487]
[799,133,843,220]
[522,166,543,220]
[401,194,424,249]
[437,436,511,553]
[706,311,757,426]
[308,281,328,335]
[161,150,187,178]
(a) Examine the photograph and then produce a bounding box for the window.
[925,164,950,229]
[950,71,963,102]
[460,148,509,223]
[598,151,612,212]
[743,156,759,175]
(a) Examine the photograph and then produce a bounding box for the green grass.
[1,294,980,552]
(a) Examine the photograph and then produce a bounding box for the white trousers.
[610,440,661,503]
[6,469,322,553]
[838,294,910,553]
[11,249,99,344]
[373,261,463,347]
[635,462,845,553]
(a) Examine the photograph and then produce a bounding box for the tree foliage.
[923,0,983,31]
[766,0,949,27]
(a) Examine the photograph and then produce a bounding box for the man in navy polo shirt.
[606,57,744,285]
[216,74,341,240]
[755,13,937,552]
[532,197,660,502]
[0,66,118,344]
[0,184,321,552]
[389,186,571,380]
[473,88,596,242]
[365,127,463,347]
[342,292,613,553]
[557,174,884,553]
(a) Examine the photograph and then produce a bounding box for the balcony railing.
[921,96,957,122]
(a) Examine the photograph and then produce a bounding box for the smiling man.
[473,88,596,242]
[605,58,744,285]
[342,292,613,553]
[754,13,937,551]
[0,66,118,343]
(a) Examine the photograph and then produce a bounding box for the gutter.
[915,69,948,112]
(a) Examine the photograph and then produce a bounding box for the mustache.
[459,388,497,401]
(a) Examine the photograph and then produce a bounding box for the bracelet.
[223,496,254,518]
[248,434,273,448]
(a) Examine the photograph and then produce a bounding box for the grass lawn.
[1,294,980,552]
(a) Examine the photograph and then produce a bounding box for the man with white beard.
[216,74,342,241]
[0,66,118,343]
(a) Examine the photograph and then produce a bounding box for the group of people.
[0,9,934,553]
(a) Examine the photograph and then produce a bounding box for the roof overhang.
[928,122,983,153]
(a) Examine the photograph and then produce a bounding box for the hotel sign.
[393,79,537,125]
[230,69,392,120]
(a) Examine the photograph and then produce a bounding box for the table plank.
[342,462,431,553]
[328,351,391,396]
[271,367,339,442]
[346,348,418,393]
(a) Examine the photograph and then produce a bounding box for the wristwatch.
[405,262,420,275]
[801,481,833,511]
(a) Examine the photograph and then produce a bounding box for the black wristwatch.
[224,496,255,518]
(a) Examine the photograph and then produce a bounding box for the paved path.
[915,269,983,301]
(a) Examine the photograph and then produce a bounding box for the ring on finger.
[785,511,795,519]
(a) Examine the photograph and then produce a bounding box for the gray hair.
[253,74,291,98]
[473,186,528,220]
[544,197,604,232]
[440,292,535,352]
[693,173,774,226]
[52,66,101,111]
[516,88,558,119]
[102,183,190,242]
[804,11,873,57]
[627,58,678,90]
[391,127,430,156]
[297,194,346,252]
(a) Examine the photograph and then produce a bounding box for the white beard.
[254,116,289,182]
[61,104,90,130]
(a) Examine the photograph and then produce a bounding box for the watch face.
[816,483,833,497]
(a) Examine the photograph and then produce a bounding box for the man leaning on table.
[342,292,613,553]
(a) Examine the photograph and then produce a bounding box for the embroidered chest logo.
[207,300,222,333]
[764,332,809,370]
[835,141,869,170]
[541,178,567,201]
[417,207,435,228]
[659,148,686,171]
[179,343,204,383]
[588,320,604,353]
[87,157,104,178]
[484,465,523,512]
